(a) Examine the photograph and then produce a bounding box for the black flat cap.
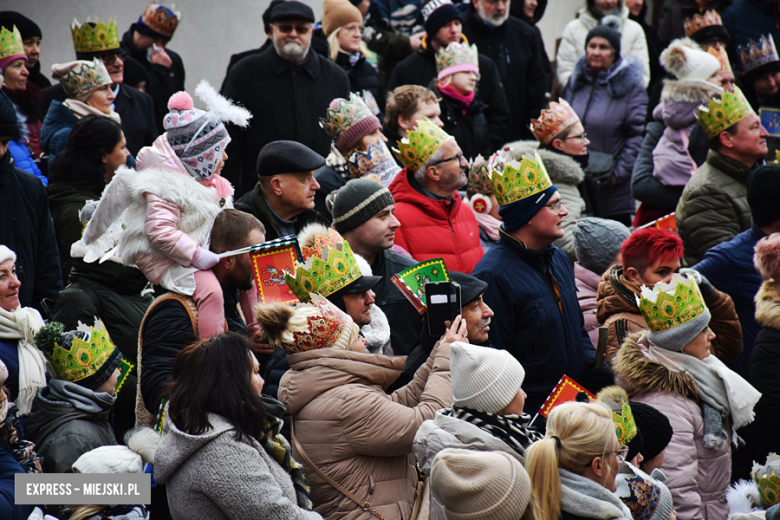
[449,271,488,307]
[269,1,315,23]
[256,140,326,177]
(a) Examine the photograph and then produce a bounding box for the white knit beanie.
[450,342,525,414]
[431,448,532,520]
[72,427,159,474]
[661,38,722,81]
[0,245,16,266]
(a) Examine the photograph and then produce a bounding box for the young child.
[78,81,252,339]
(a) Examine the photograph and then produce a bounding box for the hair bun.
[167,91,194,111]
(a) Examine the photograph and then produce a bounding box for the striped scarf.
[444,405,543,456]
[258,416,313,510]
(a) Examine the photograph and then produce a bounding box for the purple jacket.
[564,55,647,216]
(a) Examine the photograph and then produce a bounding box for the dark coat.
[26,61,51,91]
[0,445,34,520]
[472,232,595,414]
[39,101,77,162]
[437,88,493,161]
[511,0,553,93]
[120,25,186,134]
[371,248,421,355]
[364,0,423,88]
[222,49,350,197]
[386,37,510,142]
[336,53,385,117]
[460,6,546,141]
[219,41,272,93]
[0,152,62,315]
[630,3,666,93]
[313,164,345,224]
[235,184,328,242]
[723,0,780,72]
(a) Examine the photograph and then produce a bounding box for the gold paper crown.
[320,93,375,143]
[467,155,492,194]
[696,86,754,139]
[637,273,707,333]
[684,10,722,38]
[603,398,638,446]
[0,25,25,63]
[71,18,120,54]
[435,42,479,76]
[530,99,581,145]
[707,45,732,74]
[140,3,181,39]
[393,117,451,172]
[753,454,780,507]
[487,149,553,207]
[738,34,780,73]
[285,228,362,302]
[53,58,113,99]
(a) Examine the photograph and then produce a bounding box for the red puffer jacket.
[389,168,483,273]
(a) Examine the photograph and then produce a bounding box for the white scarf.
[63,98,122,125]
[701,354,761,430]
[0,305,47,415]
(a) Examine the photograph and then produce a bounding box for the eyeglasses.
[563,132,588,143]
[606,446,629,463]
[544,201,564,213]
[102,51,127,66]
[430,152,465,167]
[274,23,312,35]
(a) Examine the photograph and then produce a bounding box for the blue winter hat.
[422,0,462,38]
[498,185,558,231]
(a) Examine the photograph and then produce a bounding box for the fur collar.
[660,78,723,104]
[502,140,585,185]
[755,279,780,330]
[571,55,644,99]
[612,332,699,401]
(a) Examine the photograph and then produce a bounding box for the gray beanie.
[573,217,631,275]
[450,342,524,414]
[331,178,395,234]
[650,309,711,352]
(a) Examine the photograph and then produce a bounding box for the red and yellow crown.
[140,3,181,39]
[684,10,722,38]
[288,294,354,353]
[530,99,581,145]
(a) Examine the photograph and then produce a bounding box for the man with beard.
[222,1,350,197]
[460,0,547,141]
[0,12,49,89]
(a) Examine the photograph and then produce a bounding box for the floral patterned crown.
[286,294,354,353]
[347,142,401,181]
[487,149,553,207]
[637,274,708,334]
[139,3,181,39]
[707,45,732,74]
[53,58,113,99]
[285,228,362,302]
[467,155,492,195]
[753,454,780,507]
[71,18,120,54]
[393,118,452,172]
[696,86,755,139]
[684,10,722,38]
[530,99,581,145]
[435,42,479,79]
[0,25,25,62]
[320,93,375,143]
[738,34,780,73]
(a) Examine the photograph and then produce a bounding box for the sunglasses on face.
[274,23,312,35]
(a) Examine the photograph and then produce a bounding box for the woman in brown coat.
[257,294,456,520]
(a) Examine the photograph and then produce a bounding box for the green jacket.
[675,150,753,266]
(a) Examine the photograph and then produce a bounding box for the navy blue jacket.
[0,446,34,520]
[722,0,780,73]
[693,223,765,378]
[472,230,595,414]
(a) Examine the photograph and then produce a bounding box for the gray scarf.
[559,469,633,520]
[48,379,116,414]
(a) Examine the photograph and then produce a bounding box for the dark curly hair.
[48,115,124,192]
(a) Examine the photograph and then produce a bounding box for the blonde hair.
[67,505,107,520]
[328,26,369,62]
[525,401,617,520]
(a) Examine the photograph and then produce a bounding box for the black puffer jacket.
[437,87,493,161]
[371,249,421,356]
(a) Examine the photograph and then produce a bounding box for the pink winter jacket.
[574,262,601,348]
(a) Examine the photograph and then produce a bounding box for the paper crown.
[285,227,362,302]
[707,45,732,74]
[696,86,754,139]
[435,41,479,79]
[603,397,638,446]
[738,34,780,73]
[487,148,553,207]
[393,117,451,172]
[53,58,113,99]
[684,10,723,38]
[140,3,181,39]
[288,294,354,353]
[467,155,492,194]
[347,142,402,181]
[637,273,707,334]
[0,25,25,63]
[753,453,780,507]
[320,93,375,144]
[530,99,581,145]
[71,18,120,54]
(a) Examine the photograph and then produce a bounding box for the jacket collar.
[705,150,755,185]
[498,226,555,270]
[250,183,322,237]
[390,168,463,219]
[267,46,320,79]
[571,55,644,98]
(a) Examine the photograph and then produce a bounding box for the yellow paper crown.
[696,86,754,139]
[487,149,553,207]
[393,117,451,172]
[684,10,722,38]
[530,99,581,145]
[71,18,120,54]
[637,273,707,333]
[753,454,780,507]
[707,46,732,74]
[0,25,25,63]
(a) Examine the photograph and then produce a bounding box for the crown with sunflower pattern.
[435,41,479,80]
[139,3,181,39]
[738,34,780,73]
[0,25,25,63]
[684,10,723,38]
[753,454,780,507]
[285,227,363,302]
[486,148,553,207]
[696,86,755,139]
[320,93,376,144]
[393,117,452,172]
[33,319,122,390]
[602,397,638,446]
[467,155,492,195]
[637,274,707,334]
[71,18,120,54]
[707,45,732,74]
[52,58,113,99]
[530,99,581,145]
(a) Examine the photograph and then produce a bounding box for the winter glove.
[679,267,714,298]
[582,357,614,395]
[191,246,220,270]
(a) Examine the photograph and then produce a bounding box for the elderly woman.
[154,333,321,520]
[613,273,760,520]
[257,294,454,520]
[40,58,122,165]
[564,17,647,227]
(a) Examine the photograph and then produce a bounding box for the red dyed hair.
[620,228,684,274]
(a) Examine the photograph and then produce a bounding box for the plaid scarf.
[443,405,543,456]
[257,416,313,510]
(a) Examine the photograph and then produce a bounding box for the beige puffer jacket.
[278,342,452,520]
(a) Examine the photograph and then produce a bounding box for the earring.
[469,193,492,214]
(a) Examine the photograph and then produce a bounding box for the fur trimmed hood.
[660,78,723,104]
[502,140,585,185]
[571,54,645,99]
[755,279,780,330]
[612,332,699,401]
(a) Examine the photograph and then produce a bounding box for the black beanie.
[422,0,462,38]
[0,90,21,141]
[331,178,395,234]
[748,165,780,227]
[585,15,622,57]
[629,401,673,463]
[0,11,41,41]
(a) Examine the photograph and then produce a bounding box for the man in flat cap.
[235,140,329,241]
[222,0,350,197]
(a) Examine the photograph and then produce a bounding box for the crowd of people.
[1,0,780,519]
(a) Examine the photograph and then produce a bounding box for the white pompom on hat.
[450,341,525,414]
[72,427,159,474]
